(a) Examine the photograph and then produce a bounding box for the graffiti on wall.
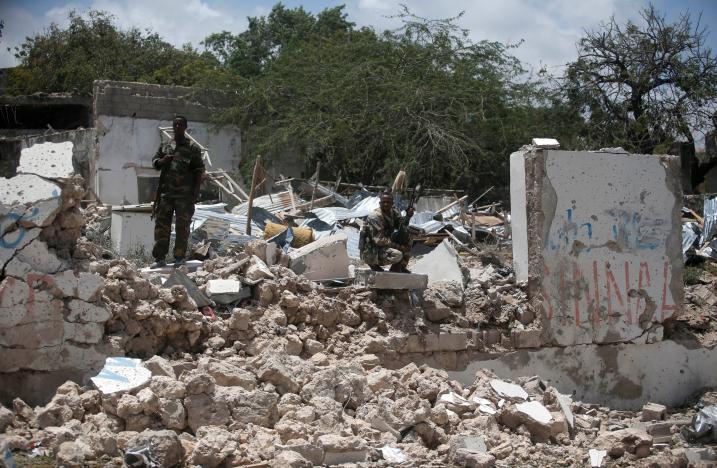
[546,208,667,252]
[541,257,678,326]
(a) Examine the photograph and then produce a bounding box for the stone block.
[66,300,111,323]
[0,344,62,372]
[399,332,468,353]
[0,297,63,328]
[0,319,65,348]
[77,273,104,301]
[354,268,428,290]
[318,434,368,465]
[0,227,41,269]
[483,329,501,346]
[52,270,78,297]
[64,322,104,344]
[641,402,667,421]
[510,148,683,346]
[14,239,65,273]
[289,234,350,280]
[512,329,542,348]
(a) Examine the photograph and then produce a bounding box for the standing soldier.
[150,116,205,268]
[360,190,414,272]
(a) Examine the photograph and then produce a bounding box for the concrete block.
[354,268,428,290]
[63,321,104,344]
[18,198,62,230]
[14,239,65,273]
[399,332,468,353]
[641,402,666,421]
[411,239,464,286]
[0,227,41,269]
[317,434,368,465]
[66,299,111,323]
[512,329,542,348]
[289,234,350,280]
[206,279,250,304]
[0,345,62,372]
[510,148,683,346]
[17,141,75,179]
[0,319,65,348]
[77,272,104,301]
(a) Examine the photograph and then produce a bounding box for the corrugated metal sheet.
[232,190,300,215]
[303,197,380,227]
[683,222,700,254]
[702,196,717,244]
[192,208,262,239]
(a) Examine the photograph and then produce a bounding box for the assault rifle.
[391,184,422,246]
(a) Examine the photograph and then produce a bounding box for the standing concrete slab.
[510,147,683,345]
[411,239,464,286]
[289,233,350,280]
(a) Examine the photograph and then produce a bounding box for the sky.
[0,0,716,74]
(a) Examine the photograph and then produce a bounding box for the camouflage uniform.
[360,207,410,270]
[151,137,204,261]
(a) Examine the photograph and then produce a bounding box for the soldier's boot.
[369,264,384,272]
[150,259,167,269]
[173,256,185,268]
[389,263,410,273]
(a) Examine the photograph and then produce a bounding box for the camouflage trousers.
[361,246,409,269]
[152,196,195,260]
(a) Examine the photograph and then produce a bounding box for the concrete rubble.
[1,140,716,467]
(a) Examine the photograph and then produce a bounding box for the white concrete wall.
[512,148,683,346]
[95,116,240,205]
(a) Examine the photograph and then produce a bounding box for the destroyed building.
[1,110,717,468]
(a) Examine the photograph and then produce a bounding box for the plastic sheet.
[90,357,151,395]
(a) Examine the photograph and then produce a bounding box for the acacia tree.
[7,10,218,94]
[564,5,717,154]
[205,7,565,194]
[202,4,354,76]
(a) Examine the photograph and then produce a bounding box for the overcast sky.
[1,0,715,74]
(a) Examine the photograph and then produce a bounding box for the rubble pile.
[2,354,712,467]
[3,145,717,467]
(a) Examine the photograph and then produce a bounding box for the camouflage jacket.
[153,137,204,199]
[363,207,404,251]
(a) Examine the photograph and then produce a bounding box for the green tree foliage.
[202,4,354,76]
[204,7,570,193]
[6,10,219,94]
[563,5,717,154]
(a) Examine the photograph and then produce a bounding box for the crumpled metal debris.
[682,405,717,443]
[124,444,159,468]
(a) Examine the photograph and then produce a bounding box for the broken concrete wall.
[0,141,110,405]
[511,148,683,346]
[21,129,97,186]
[0,129,96,182]
[92,80,242,205]
[449,339,717,410]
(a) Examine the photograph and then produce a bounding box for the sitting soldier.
[360,190,414,273]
